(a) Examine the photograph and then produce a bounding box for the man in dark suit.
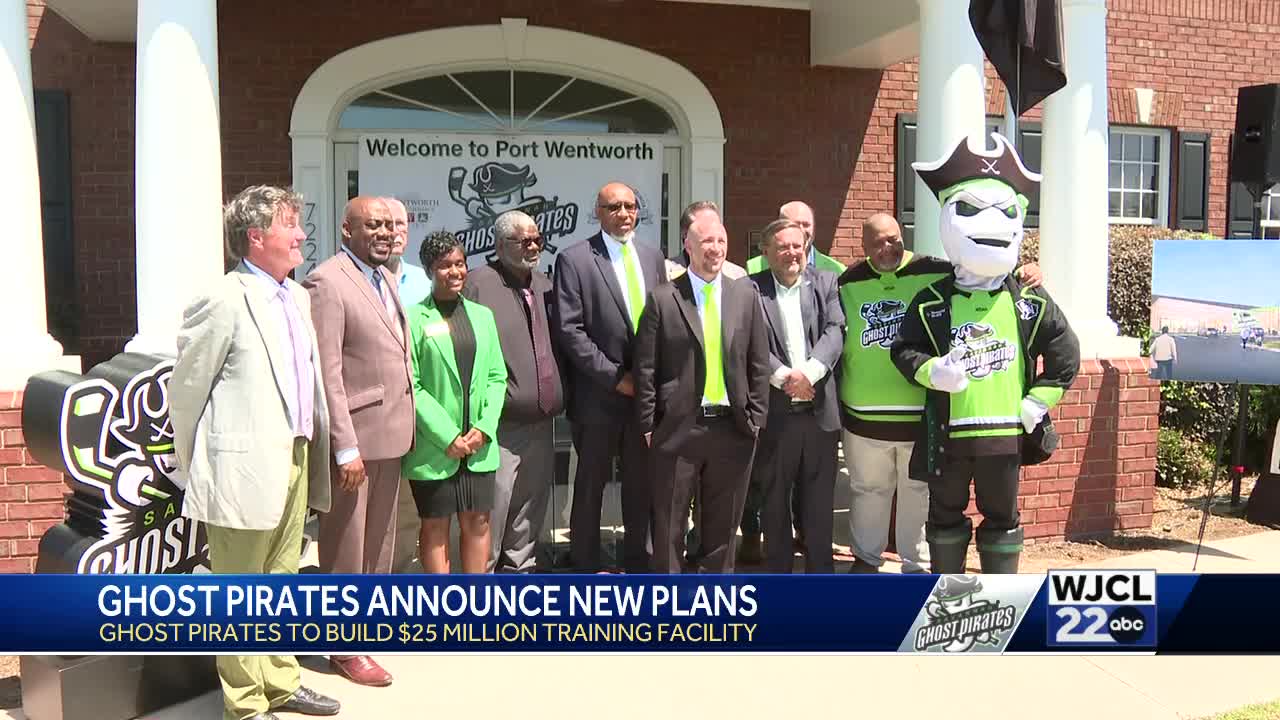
[552,182,666,573]
[634,215,770,574]
[748,219,845,573]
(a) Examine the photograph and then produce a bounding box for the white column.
[913,0,988,259]
[126,0,224,357]
[0,0,73,388]
[1039,0,1139,357]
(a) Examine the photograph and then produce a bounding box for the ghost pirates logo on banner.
[447,162,577,260]
[25,357,208,574]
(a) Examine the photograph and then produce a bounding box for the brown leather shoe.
[330,655,393,687]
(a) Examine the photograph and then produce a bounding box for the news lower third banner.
[0,571,1271,653]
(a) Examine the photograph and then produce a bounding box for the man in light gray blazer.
[172,185,340,720]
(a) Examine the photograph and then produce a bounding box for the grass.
[1198,698,1280,720]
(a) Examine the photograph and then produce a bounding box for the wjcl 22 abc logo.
[1047,570,1156,647]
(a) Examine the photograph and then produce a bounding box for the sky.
[1152,240,1280,308]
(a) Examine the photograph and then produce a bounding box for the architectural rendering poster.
[1149,239,1280,385]
[358,133,664,273]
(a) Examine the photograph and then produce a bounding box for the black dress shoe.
[847,557,881,574]
[272,687,340,716]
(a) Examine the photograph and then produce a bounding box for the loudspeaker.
[1231,83,1280,187]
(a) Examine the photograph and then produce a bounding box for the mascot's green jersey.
[946,290,1025,455]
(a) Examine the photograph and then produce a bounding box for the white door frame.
[290,19,726,275]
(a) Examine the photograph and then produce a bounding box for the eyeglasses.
[505,234,544,247]
[599,202,638,214]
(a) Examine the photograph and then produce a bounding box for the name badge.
[425,321,450,337]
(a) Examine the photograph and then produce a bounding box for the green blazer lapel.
[421,299,461,389]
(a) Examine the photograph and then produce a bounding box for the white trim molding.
[289,21,726,266]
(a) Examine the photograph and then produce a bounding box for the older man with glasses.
[553,182,666,573]
[462,210,565,572]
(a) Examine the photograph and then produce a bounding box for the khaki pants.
[843,431,930,573]
[206,438,308,720]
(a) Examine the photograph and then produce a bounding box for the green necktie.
[621,241,644,331]
[702,282,727,404]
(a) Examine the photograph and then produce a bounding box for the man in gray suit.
[172,184,340,720]
[303,195,413,687]
[748,218,845,573]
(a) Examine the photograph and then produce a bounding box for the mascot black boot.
[925,517,972,574]
[976,526,1023,574]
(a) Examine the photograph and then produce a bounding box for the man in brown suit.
[303,196,413,687]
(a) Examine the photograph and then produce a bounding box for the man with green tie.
[634,215,771,573]
[553,182,667,573]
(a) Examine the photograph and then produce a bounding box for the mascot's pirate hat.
[912,133,1042,200]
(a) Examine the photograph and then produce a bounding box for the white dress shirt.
[242,260,315,438]
[687,270,727,408]
[601,232,647,322]
[768,273,828,395]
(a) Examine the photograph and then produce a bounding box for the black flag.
[969,0,1067,116]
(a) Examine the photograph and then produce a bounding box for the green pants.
[205,438,309,720]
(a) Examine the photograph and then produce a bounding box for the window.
[894,115,1042,249]
[1108,127,1171,225]
[339,70,678,135]
[1262,185,1280,239]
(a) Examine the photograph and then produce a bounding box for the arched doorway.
[289,19,726,277]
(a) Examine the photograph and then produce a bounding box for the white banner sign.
[358,133,664,274]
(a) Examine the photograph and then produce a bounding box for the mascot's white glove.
[1020,394,1050,433]
[928,347,970,394]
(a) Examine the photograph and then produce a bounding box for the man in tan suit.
[172,184,340,720]
[303,196,413,687]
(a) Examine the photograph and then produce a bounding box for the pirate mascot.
[891,133,1080,574]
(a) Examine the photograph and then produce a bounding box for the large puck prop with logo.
[20,352,215,720]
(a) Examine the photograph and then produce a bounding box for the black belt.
[699,405,733,419]
[783,401,815,414]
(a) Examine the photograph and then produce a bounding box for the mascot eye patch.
[956,201,981,217]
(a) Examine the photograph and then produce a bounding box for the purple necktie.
[277,286,315,441]
[522,288,557,415]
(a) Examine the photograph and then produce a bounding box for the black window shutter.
[895,115,916,250]
[1174,131,1210,232]
[34,90,77,347]
[1226,133,1259,238]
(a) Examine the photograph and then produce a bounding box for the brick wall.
[1011,359,1158,541]
[0,391,69,573]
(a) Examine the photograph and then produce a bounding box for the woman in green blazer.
[403,231,507,574]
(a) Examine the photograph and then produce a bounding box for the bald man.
[837,213,1040,573]
[553,182,667,573]
[381,197,433,308]
[303,196,412,685]
[747,201,847,276]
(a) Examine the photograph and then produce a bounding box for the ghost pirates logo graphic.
[913,576,1018,652]
[859,299,908,349]
[446,162,579,261]
[1016,298,1040,321]
[50,359,207,574]
[950,322,1017,379]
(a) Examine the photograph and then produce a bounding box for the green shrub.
[1156,428,1217,489]
[1161,381,1238,444]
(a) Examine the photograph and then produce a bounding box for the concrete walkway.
[7,530,1280,720]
